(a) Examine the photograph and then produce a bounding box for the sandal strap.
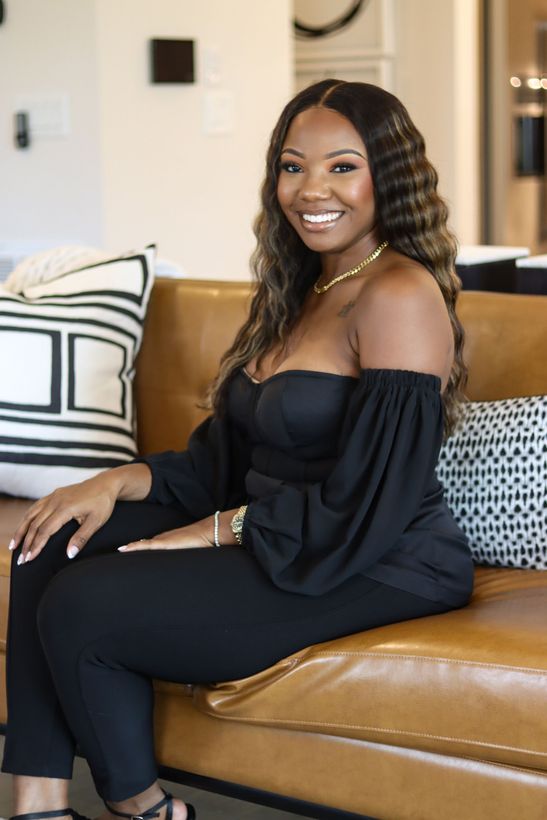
[10,811,77,820]
[104,790,173,820]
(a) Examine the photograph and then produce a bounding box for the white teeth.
[302,211,343,224]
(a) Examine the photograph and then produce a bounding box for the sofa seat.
[192,567,547,772]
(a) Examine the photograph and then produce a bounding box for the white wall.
[94,0,293,278]
[0,0,293,278]
[394,0,480,244]
[0,0,103,245]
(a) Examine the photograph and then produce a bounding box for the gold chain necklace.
[313,241,389,294]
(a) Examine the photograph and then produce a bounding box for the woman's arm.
[12,408,251,562]
[11,463,153,563]
[116,507,241,552]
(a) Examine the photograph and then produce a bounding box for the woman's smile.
[298,209,344,230]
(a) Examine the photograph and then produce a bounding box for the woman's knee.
[36,560,100,654]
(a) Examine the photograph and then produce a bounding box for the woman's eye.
[332,163,356,173]
[280,161,302,173]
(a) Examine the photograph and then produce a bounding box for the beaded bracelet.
[213,510,221,547]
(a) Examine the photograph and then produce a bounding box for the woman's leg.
[1,500,192,817]
[33,544,454,804]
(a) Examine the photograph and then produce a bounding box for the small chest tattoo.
[337,299,357,318]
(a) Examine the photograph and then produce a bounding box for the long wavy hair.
[205,79,468,439]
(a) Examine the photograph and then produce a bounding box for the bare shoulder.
[353,256,454,382]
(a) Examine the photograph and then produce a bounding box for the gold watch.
[230,505,247,545]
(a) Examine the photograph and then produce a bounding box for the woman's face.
[276,106,376,256]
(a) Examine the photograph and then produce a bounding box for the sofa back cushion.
[135,281,547,454]
[135,278,251,454]
[457,290,547,400]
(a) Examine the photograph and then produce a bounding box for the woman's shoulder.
[357,252,441,303]
[351,253,453,383]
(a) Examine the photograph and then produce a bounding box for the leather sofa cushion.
[0,497,33,649]
[191,566,547,771]
[135,278,251,455]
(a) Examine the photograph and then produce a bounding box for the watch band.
[230,505,247,545]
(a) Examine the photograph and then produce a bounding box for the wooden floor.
[0,737,294,820]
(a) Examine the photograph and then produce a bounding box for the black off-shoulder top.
[136,367,474,607]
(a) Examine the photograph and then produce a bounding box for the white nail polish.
[25,551,32,562]
[117,545,127,551]
[67,545,79,559]
[17,554,24,566]
[8,539,15,551]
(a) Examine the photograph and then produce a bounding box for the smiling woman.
[2,79,474,820]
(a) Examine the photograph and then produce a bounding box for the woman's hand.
[10,463,153,565]
[117,509,240,553]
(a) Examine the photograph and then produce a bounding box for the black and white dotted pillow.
[437,395,547,569]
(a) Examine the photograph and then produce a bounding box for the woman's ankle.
[12,773,71,816]
[105,783,164,816]
[102,787,190,820]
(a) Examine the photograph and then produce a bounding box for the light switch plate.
[14,93,71,138]
[202,90,235,135]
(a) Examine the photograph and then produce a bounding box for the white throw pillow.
[437,395,547,569]
[0,246,155,498]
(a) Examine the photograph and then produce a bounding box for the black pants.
[2,500,455,801]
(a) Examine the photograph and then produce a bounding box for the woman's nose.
[299,171,331,201]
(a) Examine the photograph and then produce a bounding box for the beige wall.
[0,0,103,244]
[0,0,293,278]
[394,0,480,245]
[94,0,293,278]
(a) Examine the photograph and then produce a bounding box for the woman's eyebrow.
[325,149,365,159]
[280,147,365,159]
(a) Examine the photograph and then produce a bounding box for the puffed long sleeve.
[135,413,250,520]
[241,369,448,596]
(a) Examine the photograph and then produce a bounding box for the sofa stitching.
[196,710,547,756]
[458,755,547,777]
[301,651,547,675]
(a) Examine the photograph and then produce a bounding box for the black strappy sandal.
[10,810,90,820]
[103,788,195,820]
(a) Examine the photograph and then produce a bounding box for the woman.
[2,79,474,820]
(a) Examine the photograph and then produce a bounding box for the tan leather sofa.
[1,279,547,820]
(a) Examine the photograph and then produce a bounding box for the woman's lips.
[297,211,344,231]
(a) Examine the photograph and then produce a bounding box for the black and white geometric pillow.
[0,246,155,499]
[437,395,547,569]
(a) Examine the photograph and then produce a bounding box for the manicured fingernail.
[25,551,32,562]
[8,539,15,551]
[117,545,127,551]
[17,554,25,566]
[67,545,79,559]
